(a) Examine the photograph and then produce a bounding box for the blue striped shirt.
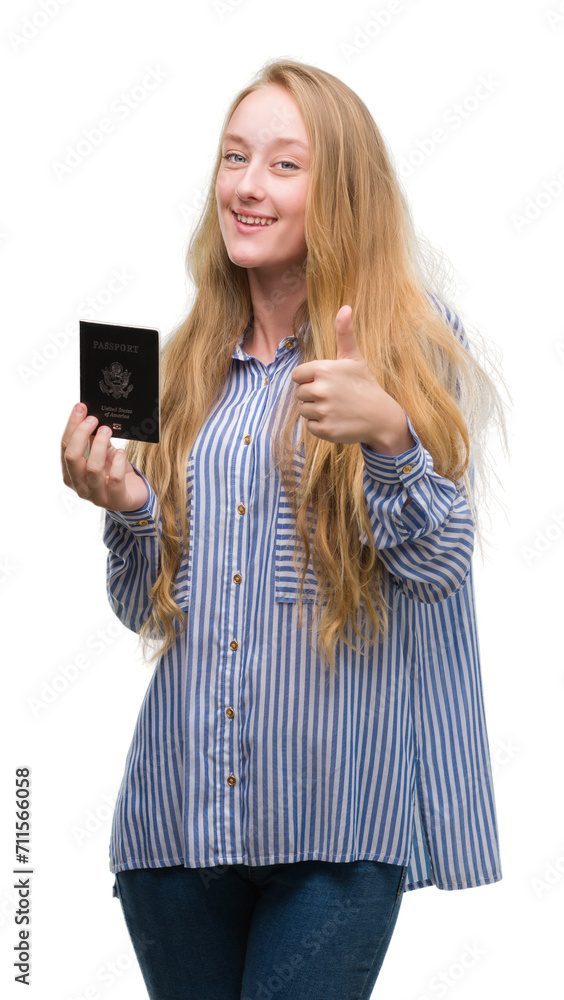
[104,299,502,892]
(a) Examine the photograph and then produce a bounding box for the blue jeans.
[113,859,407,999]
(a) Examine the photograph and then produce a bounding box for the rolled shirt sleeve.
[103,466,161,633]
[360,413,474,603]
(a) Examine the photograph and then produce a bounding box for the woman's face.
[215,83,310,279]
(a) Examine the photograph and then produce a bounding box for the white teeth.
[235,213,274,226]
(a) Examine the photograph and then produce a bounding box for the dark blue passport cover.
[79,320,160,442]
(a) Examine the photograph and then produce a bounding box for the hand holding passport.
[60,319,160,513]
[61,402,151,512]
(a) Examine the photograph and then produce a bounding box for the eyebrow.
[223,131,309,152]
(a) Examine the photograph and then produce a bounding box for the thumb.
[335,305,363,361]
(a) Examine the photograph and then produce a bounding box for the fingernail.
[74,403,85,413]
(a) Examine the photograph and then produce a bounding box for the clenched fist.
[291,305,414,456]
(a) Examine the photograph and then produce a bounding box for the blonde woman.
[61,59,504,1000]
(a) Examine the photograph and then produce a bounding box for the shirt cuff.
[360,412,429,487]
[104,466,159,536]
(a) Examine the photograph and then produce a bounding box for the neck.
[244,263,307,355]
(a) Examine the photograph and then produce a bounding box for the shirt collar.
[231,319,310,361]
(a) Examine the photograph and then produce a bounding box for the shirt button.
[227,774,237,786]
[226,707,235,719]
[230,640,239,651]
[237,504,246,515]
[285,339,294,350]
[244,435,251,445]
[137,519,149,526]
[263,376,269,386]
[233,573,242,584]
[402,465,412,474]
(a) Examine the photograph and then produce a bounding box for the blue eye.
[222,154,299,170]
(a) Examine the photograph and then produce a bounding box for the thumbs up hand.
[291,305,415,455]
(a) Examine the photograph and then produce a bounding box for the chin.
[226,249,259,268]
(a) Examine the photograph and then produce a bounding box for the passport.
[79,320,160,442]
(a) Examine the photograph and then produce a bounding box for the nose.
[232,161,266,203]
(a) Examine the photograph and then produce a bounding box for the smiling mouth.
[232,211,276,227]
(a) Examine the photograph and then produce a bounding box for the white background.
[1,0,562,997]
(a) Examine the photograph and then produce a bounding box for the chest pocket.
[274,456,319,604]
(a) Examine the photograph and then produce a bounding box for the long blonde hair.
[127,58,506,672]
